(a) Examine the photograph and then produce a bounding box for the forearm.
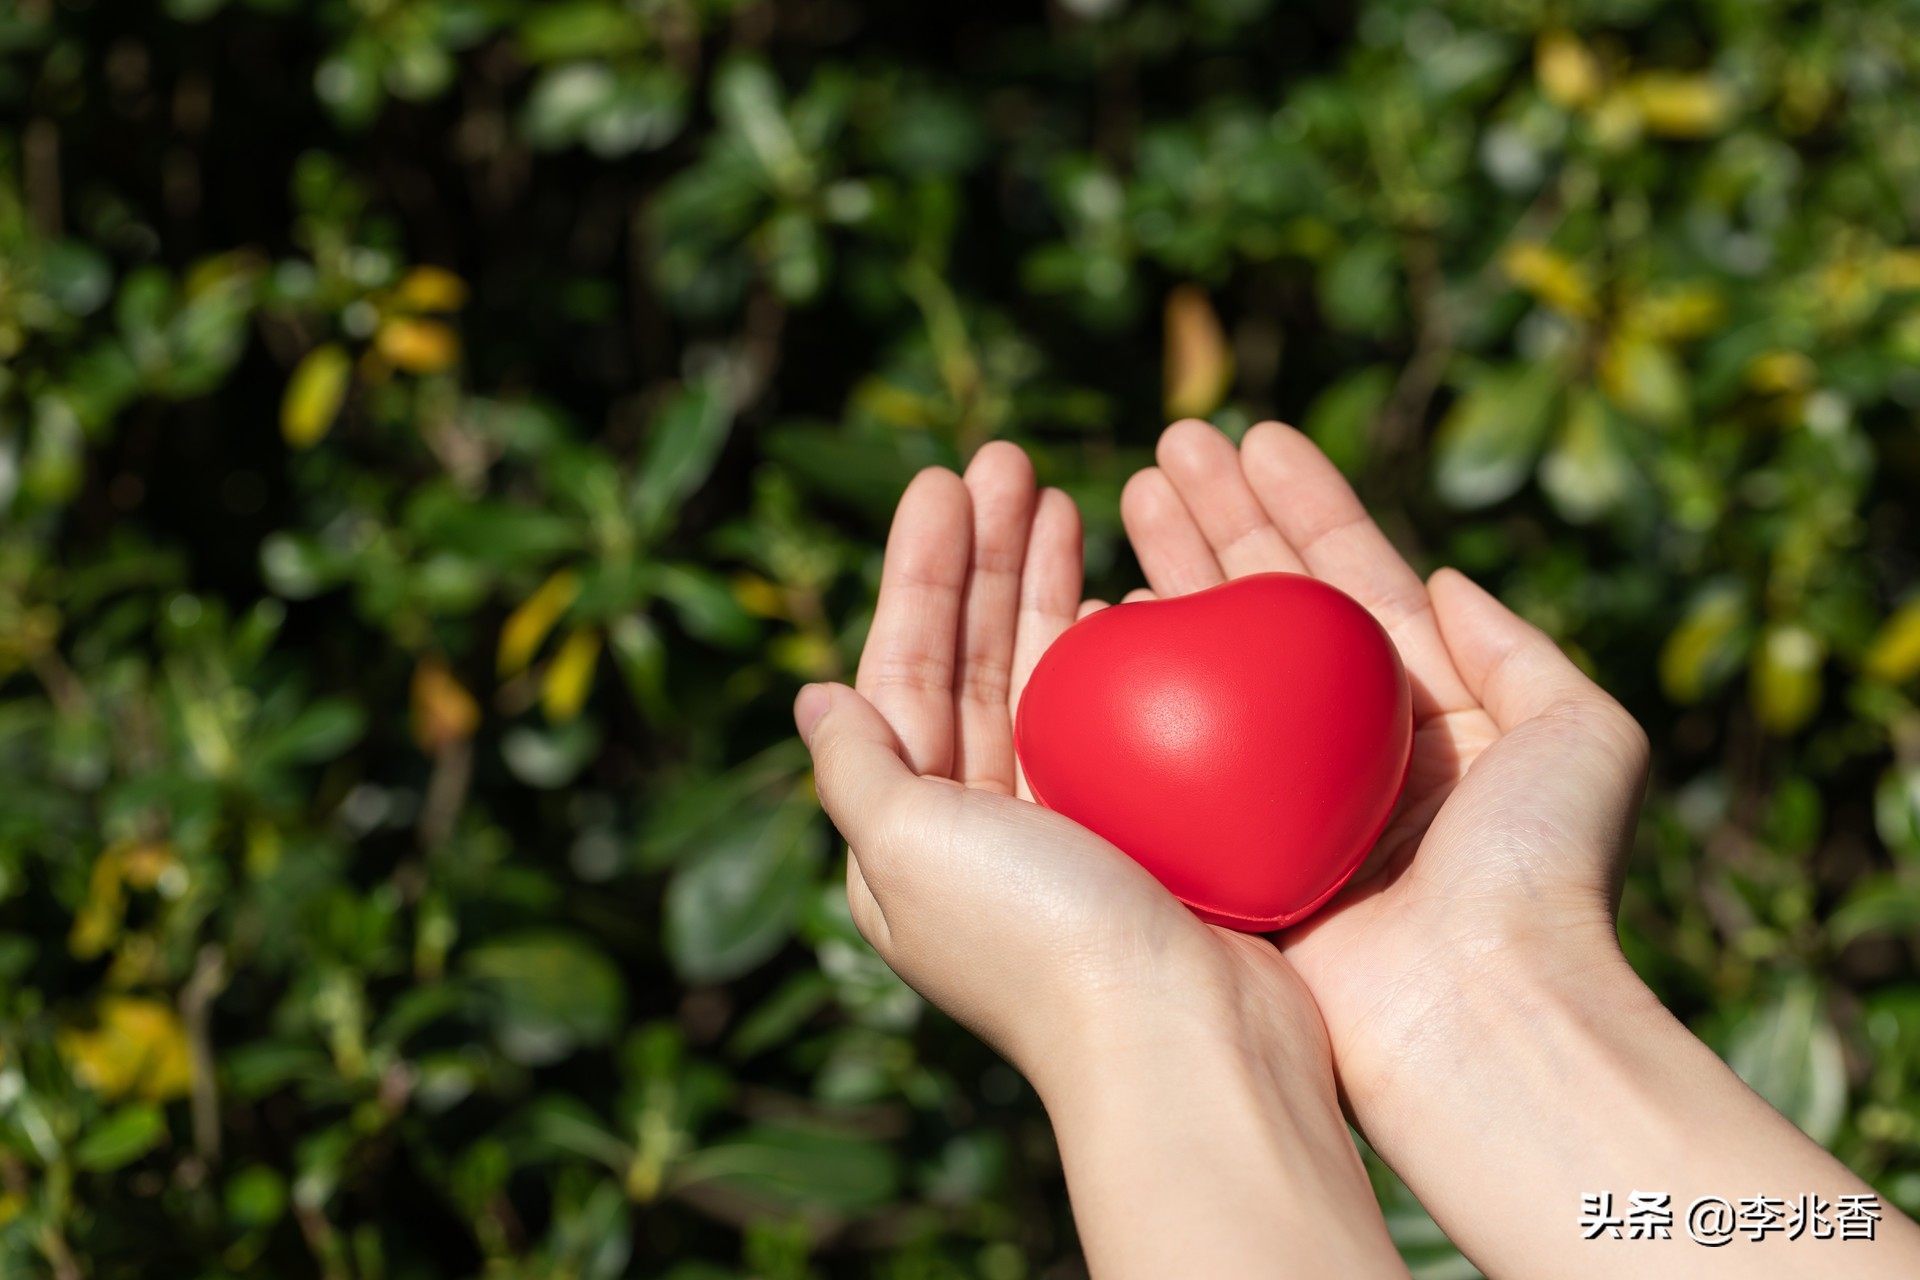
[1354,941,1920,1278]
[1037,1012,1408,1279]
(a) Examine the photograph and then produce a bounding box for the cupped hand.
[794,443,1332,1095]
[1116,418,1652,1113]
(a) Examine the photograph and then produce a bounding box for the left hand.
[796,441,1405,1278]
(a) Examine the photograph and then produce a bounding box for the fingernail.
[793,682,831,747]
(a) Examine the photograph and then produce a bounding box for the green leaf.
[1431,361,1561,509]
[1318,235,1399,338]
[260,698,365,764]
[463,930,626,1066]
[714,59,806,194]
[1659,586,1751,704]
[675,1122,898,1215]
[1875,765,1920,864]
[1829,876,1920,947]
[405,486,584,569]
[1602,331,1689,426]
[761,423,931,518]
[225,1166,289,1229]
[1725,979,1847,1146]
[72,1104,166,1171]
[501,720,601,789]
[1302,365,1392,478]
[518,2,645,63]
[631,381,733,541]
[648,563,760,649]
[1539,390,1639,524]
[664,800,820,984]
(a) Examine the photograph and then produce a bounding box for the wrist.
[1341,915,1647,1136]
[1033,966,1404,1279]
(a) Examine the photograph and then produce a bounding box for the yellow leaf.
[412,657,481,752]
[1536,31,1601,109]
[1623,284,1726,342]
[59,997,194,1102]
[0,602,59,678]
[541,628,601,723]
[394,265,469,312]
[1660,589,1748,703]
[730,573,787,619]
[1626,72,1734,138]
[1883,249,1920,292]
[69,841,179,961]
[1163,284,1234,420]
[1746,349,1816,395]
[1866,599,1920,685]
[1751,623,1825,735]
[375,318,460,374]
[499,568,581,677]
[770,632,838,680]
[1501,241,1596,318]
[281,343,351,449]
[1600,331,1687,424]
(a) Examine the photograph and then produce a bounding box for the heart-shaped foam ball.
[1014,573,1412,931]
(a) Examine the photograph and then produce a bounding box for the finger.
[797,683,951,892]
[1077,598,1109,620]
[955,443,1039,793]
[855,467,971,778]
[1119,467,1224,597]
[1426,569,1651,880]
[1239,422,1477,720]
[1428,568,1644,747]
[1155,419,1307,577]
[846,853,890,951]
[1121,588,1156,604]
[1009,487,1083,720]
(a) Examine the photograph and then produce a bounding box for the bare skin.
[796,424,1920,1278]
[796,444,1405,1278]
[1116,418,1920,1278]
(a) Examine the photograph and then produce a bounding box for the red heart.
[1014,573,1412,931]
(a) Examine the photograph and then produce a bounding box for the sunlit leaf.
[1625,71,1734,138]
[1865,598,1920,685]
[664,801,820,984]
[1600,331,1687,425]
[1501,242,1595,318]
[1726,979,1846,1145]
[541,627,601,723]
[58,998,194,1102]
[375,318,460,373]
[393,266,469,312]
[1540,390,1638,523]
[464,930,625,1066]
[1535,31,1600,108]
[412,657,481,752]
[1750,623,1825,735]
[1659,587,1750,703]
[500,568,582,677]
[1162,284,1233,419]
[1431,361,1560,509]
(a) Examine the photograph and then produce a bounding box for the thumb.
[794,682,927,854]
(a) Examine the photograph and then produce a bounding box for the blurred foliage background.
[3,0,1920,1275]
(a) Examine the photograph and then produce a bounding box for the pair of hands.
[793,420,1918,1278]
[795,419,1638,1107]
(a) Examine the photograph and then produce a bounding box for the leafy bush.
[3,0,1919,1275]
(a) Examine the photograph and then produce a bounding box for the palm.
[853,444,1320,1038]
[1113,420,1642,1088]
